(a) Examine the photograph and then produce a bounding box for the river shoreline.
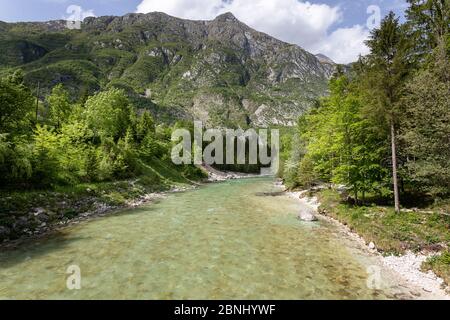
[0,167,260,250]
[281,182,450,299]
[0,184,198,250]
[3,174,448,299]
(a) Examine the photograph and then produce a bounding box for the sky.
[0,0,410,64]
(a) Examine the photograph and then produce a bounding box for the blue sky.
[0,0,410,63]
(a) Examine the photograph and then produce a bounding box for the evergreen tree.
[406,0,449,53]
[363,12,412,212]
[401,39,450,197]
[0,70,33,133]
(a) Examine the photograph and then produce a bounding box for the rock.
[298,207,318,222]
[0,226,11,238]
[368,242,376,250]
[33,207,46,216]
[14,216,30,229]
[36,213,49,222]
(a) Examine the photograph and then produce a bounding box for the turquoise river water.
[0,178,422,299]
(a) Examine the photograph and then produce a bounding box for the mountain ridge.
[0,11,337,126]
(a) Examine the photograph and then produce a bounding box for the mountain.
[0,12,337,126]
[315,54,336,65]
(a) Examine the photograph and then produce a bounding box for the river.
[0,178,424,299]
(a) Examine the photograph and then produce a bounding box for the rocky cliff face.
[0,12,336,126]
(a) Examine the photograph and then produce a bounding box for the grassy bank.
[316,189,450,285]
[0,157,206,242]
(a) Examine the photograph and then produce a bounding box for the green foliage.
[32,125,61,186]
[281,5,449,216]
[83,88,133,143]
[317,189,450,255]
[400,40,450,197]
[135,111,155,143]
[406,0,449,53]
[363,12,412,124]
[0,134,33,185]
[283,75,391,199]
[0,74,204,189]
[47,84,71,128]
[0,70,34,133]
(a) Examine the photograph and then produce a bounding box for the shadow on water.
[0,231,87,268]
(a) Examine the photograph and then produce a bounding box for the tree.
[401,39,450,197]
[135,110,155,142]
[0,70,33,133]
[83,88,134,143]
[47,84,71,129]
[300,75,389,201]
[364,12,411,212]
[406,0,450,53]
[32,125,61,186]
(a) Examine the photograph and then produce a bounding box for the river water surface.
[0,178,422,299]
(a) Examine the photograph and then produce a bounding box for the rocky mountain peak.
[315,53,335,65]
[213,12,239,23]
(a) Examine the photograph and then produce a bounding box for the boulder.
[299,206,318,222]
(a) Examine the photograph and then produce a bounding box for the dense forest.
[0,76,206,189]
[278,0,450,283]
[281,0,449,211]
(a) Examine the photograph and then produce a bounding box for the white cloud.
[136,0,370,64]
[310,25,371,64]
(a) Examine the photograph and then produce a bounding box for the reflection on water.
[0,178,412,299]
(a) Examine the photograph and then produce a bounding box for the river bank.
[202,164,264,182]
[0,178,200,248]
[0,176,441,299]
[3,174,448,299]
[0,166,261,248]
[281,182,450,299]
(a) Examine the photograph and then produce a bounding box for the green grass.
[317,189,450,254]
[316,189,450,285]
[422,251,450,286]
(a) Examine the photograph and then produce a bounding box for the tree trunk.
[391,121,400,213]
[35,81,40,122]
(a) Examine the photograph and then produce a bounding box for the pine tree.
[364,12,412,213]
[406,0,449,53]
[401,38,450,197]
[0,70,33,133]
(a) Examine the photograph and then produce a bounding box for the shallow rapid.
[0,178,419,299]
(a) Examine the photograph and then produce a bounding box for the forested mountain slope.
[0,12,336,126]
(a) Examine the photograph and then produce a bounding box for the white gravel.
[383,252,448,296]
[201,164,264,182]
[281,182,450,299]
